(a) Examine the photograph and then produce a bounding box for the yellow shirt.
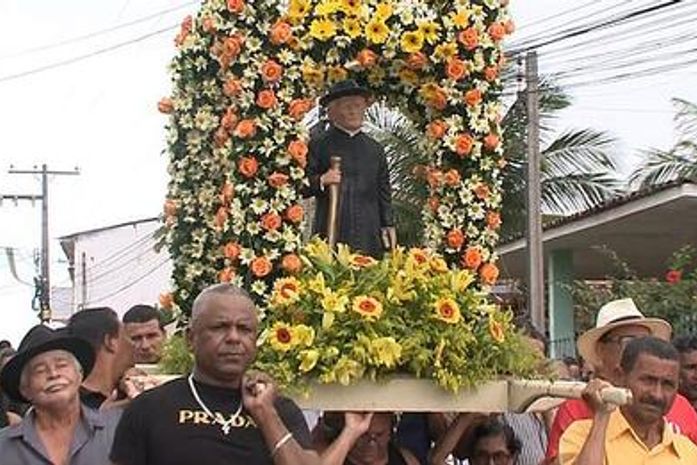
[559,409,697,465]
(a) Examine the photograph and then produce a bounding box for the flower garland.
[159,0,514,321]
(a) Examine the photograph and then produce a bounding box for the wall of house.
[69,220,172,318]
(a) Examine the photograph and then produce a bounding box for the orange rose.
[238,156,258,178]
[256,89,278,109]
[446,57,467,81]
[443,169,461,186]
[220,181,234,204]
[427,196,440,212]
[504,19,516,35]
[488,22,506,42]
[215,206,228,228]
[157,97,174,114]
[159,292,174,310]
[455,133,474,157]
[221,107,238,130]
[223,78,243,97]
[268,172,289,188]
[480,262,499,285]
[430,88,448,110]
[201,16,216,33]
[281,254,302,274]
[474,183,490,200]
[227,0,245,13]
[356,48,378,68]
[261,59,283,83]
[426,120,448,139]
[214,127,230,147]
[288,139,308,167]
[285,204,304,223]
[222,35,243,58]
[261,212,282,231]
[223,242,241,260]
[174,16,192,46]
[465,88,482,107]
[462,246,482,270]
[234,119,257,139]
[484,133,500,151]
[407,52,428,70]
[458,28,478,50]
[288,99,313,120]
[218,267,235,283]
[163,198,177,217]
[484,66,498,82]
[446,229,465,249]
[426,168,442,188]
[270,21,292,45]
[486,211,502,229]
[251,256,273,277]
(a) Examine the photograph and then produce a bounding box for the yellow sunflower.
[310,18,337,41]
[433,297,461,324]
[340,0,362,16]
[450,8,471,29]
[375,2,393,20]
[418,21,440,44]
[400,30,424,53]
[288,0,311,21]
[315,0,340,16]
[343,17,362,38]
[433,42,458,62]
[352,295,384,320]
[365,19,390,44]
[269,322,294,352]
[272,277,302,306]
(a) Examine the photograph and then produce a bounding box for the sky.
[1,0,695,345]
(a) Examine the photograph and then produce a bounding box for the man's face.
[329,95,368,131]
[348,413,392,464]
[595,324,651,380]
[125,319,165,364]
[188,294,258,384]
[622,353,679,425]
[471,433,516,465]
[678,349,697,402]
[21,349,81,408]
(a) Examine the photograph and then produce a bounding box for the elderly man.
[109,283,320,465]
[0,325,120,464]
[123,304,167,364]
[305,79,395,258]
[673,335,697,411]
[545,298,697,463]
[560,336,697,464]
[68,307,135,409]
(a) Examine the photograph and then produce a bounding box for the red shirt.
[545,393,697,462]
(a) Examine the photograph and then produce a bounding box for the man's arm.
[303,137,326,198]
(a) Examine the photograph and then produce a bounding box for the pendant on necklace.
[222,423,231,435]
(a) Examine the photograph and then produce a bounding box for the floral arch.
[159,0,534,389]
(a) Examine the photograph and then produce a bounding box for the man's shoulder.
[672,432,697,460]
[129,377,188,408]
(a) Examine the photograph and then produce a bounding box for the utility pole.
[6,164,80,322]
[525,51,545,333]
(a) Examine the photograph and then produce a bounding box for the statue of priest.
[304,80,396,258]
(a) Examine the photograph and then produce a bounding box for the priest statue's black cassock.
[304,80,395,258]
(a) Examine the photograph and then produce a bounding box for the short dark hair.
[673,335,697,355]
[123,304,164,330]
[67,307,120,351]
[620,336,679,373]
[467,418,521,459]
[0,340,12,350]
[519,319,549,354]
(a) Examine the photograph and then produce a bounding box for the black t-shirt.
[80,386,108,410]
[110,377,312,465]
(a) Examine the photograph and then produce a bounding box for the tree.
[365,79,622,242]
[630,98,697,188]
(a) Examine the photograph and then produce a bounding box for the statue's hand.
[381,227,397,250]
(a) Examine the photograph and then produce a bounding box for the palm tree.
[365,79,622,242]
[629,98,697,188]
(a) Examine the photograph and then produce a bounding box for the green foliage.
[159,333,194,375]
[569,246,697,336]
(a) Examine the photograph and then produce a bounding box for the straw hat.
[577,298,671,369]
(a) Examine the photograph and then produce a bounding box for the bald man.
[110,284,320,465]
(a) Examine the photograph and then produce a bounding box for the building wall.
[69,220,172,318]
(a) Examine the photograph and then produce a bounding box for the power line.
[0,24,177,83]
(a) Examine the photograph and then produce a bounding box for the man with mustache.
[109,283,320,465]
[0,325,121,464]
[559,336,697,464]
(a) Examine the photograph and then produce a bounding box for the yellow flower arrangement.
[310,18,337,41]
[400,30,424,53]
[343,17,362,38]
[365,19,390,44]
[433,297,461,324]
[352,295,384,320]
[272,277,302,306]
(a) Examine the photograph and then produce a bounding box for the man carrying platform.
[560,336,697,464]
[109,283,319,465]
[305,79,396,258]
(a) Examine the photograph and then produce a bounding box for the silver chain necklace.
[187,374,243,435]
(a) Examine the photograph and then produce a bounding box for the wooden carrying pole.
[326,156,342,249]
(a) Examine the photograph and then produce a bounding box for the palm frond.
[630,149,697,188]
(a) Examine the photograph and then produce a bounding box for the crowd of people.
[1,286,697,465]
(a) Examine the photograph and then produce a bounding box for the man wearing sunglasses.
[544,298,697,464]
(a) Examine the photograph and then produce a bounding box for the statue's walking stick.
[326,156,342,249]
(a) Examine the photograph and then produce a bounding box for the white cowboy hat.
[577,298,672,369]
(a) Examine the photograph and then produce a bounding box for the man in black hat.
[0,325,121,464]
[305,79,396,258]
